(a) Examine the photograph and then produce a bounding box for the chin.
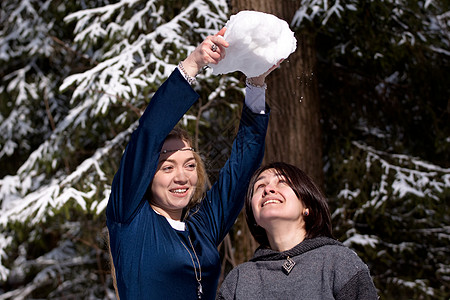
[172,197,192,208]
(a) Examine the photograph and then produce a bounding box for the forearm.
[202,104,270,243]
[107,69,199,223]
[244,81,267,114]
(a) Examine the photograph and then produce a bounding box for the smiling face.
[246,162,334,247]
[150,138,198,221]
[251,168,306,229]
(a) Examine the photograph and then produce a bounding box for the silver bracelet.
[246,78,267,89]
[178,62,197,85]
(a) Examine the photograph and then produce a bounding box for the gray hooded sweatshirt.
[217,237,378,300]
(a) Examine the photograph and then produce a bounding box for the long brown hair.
[245,162,333,247]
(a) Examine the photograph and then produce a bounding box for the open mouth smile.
[170,188,188,194]
[261,199,282,207]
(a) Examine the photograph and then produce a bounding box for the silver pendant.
[282,256,296,275]
[197,282,203,299]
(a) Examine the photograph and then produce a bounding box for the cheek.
[188,171,199,185]
[152,172,169,189]
[150,178,163,203]
[250,195,260,217]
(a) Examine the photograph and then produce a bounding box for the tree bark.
[223,0,323,270]
[230,0,323,186]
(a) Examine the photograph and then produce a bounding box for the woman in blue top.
[106,28,281,299]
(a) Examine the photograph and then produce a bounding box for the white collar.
[152,208,186,231]
[166,218,186,231]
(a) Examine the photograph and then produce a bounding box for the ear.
[303,208,309,216]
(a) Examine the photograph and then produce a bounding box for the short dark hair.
[245,162,333,247]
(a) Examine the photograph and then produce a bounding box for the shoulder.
[217,264,241,299]
[221,260,256,283]
[218,260,259,298]
[328,245,378,299]
[304,242,371,278]
[313,242,367,263]
[312,244,377,298]
[224,260,254,275]
[327,244,369,267]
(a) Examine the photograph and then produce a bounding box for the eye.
[254,183,265,192]
[185,162,196,171]
[277,176,288,185]
[161,165,174,172]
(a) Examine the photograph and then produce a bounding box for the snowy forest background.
[1,0,449,299]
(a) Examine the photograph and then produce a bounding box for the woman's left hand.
[182,27,229,77]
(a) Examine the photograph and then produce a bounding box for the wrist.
[246,77,267,89]
[178,62,197,85]
[181,58,202,77]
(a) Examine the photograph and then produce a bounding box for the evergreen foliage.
[0,0,231,298]
[304,0,450,298]
[0,0,449,298]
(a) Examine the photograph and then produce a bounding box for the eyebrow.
[159,156,196,164]
[255,175,266,182]
[254,173,285,183]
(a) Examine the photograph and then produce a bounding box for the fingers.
[202,33,228,64]
[264,59,284,75]
[215,27,227,37]
[269,59,284,71]
[182,28,229,74]
[248,59,285,85]
[207,27,229,63]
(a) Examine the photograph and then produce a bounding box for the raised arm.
[189,61,282,244]
[106,70,198,224]
[106,29,229,224]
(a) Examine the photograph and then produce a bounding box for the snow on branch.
[352,141,450,209]
[1,0,55,60]
[61,0,228,116]
[291,0,357,27]
[0,235,13,281]
[0,66,37,160]
[0,240,96,297]
[343,229,379,248]
[335,142,449,254]
[0,122,136,280]
[0,121,136,227]
[291,0,450,59]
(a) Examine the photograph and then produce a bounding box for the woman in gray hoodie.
[217,162,378,300]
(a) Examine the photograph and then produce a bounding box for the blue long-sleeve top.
[106,68,270,299]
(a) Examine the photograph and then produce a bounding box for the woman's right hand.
[181,27,229,77]
[247,59,284,87]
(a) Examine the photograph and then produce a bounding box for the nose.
[263,183,276,195]
[173,167,188,183]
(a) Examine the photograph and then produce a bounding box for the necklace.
[282,256,296,275]
[179,234,203,299]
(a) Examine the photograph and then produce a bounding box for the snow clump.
[211,11,297,77]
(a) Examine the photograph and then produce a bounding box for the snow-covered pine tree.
[0,0,231,298]
[1,0,449,298]
[301,1,450,298]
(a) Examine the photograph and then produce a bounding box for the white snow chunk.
[211,11,297,77]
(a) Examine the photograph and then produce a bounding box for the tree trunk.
[222,0,323,271]
[230,0,323,186]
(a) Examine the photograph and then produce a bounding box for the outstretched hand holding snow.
[181,27,229,77]
[210,11,297,77]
